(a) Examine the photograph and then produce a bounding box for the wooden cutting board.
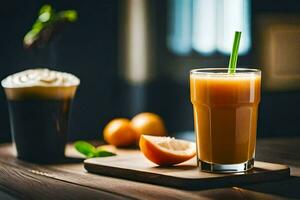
[84,151,290,190]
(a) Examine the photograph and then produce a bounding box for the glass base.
[198,158,254,173]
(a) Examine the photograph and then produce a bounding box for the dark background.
[0,0,300,143]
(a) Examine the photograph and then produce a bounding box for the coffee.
[2,69,80,162]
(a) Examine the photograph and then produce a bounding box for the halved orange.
[139,135,196,166]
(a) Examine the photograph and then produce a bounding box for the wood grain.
[0,158,130,200]
[0,145,206,200]
[0,137,299,200]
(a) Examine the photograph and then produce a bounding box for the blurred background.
[0,0,300,142]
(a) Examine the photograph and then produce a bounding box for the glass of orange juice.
[190,68,261,173]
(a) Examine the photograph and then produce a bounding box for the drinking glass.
[190,68,261,173]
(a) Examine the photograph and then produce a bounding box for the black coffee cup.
[2,69,80,163]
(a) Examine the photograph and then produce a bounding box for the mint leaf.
[74,141,116,158]
[74,141,97,158]
[95,147,116,157]
[96,150,116,157]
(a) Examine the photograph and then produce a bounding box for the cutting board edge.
[84,159,290,190]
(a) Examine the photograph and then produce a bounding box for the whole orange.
[103,118,137,147]
[131,112,167,142]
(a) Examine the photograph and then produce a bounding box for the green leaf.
[74,141,97,158]
[39,4,53,16]
[95,146,116,157]
[74,141,116,158]
[23,4,78,48]
[57,10,78,22]
[96,150,116,157]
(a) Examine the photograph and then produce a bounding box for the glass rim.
[190,68,261,76]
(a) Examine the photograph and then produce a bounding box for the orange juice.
[190,68,261,172]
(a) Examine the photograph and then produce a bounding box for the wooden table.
[0,137,299,200]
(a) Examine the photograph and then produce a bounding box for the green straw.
[228,31,242,74]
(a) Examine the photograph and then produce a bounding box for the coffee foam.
[2,69,80,100]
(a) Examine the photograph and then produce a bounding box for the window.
[167,0,251,56]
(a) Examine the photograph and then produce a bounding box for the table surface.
[0,137,299,200]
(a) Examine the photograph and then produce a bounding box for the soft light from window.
[217,0,251,54]
[192,0,217,55]
[168,0,251,55]
[167,0,193,55]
